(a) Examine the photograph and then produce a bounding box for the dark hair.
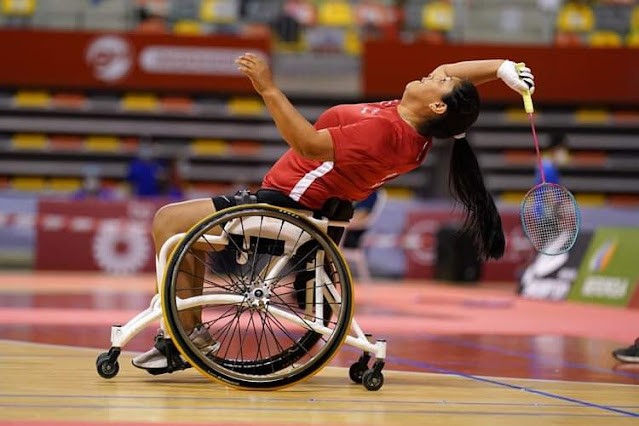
[418,80,505,260]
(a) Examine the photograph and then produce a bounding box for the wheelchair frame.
[97,205,387,390]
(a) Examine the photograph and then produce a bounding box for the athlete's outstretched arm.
[433,59,534,94]
[235,53,334,161]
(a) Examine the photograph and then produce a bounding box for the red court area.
[1,272,638,385]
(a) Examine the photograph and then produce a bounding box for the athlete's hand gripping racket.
[518,65,580,255]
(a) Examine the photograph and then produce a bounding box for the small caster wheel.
[96,352,120,379]
[362,369,384,391]
[349,362,368,384]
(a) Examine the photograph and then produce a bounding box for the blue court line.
[416,334,639,381]
[2,393,637,410]
[383,354,639,418]
[0,403,623,418]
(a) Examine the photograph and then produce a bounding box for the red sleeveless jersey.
[261,100,431,210]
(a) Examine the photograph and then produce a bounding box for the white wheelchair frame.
[103,208,387,389]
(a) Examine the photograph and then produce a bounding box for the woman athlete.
[132,55,536,372]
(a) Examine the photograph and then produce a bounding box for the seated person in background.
[341,191,379,249]
[613,338,639,363]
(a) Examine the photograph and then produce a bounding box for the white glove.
[497,60,535,95]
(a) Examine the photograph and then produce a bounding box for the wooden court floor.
[0,272,638,425]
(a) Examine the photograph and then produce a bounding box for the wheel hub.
[245,285,271,308]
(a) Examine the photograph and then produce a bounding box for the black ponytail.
[418,80,505,260]
[449,136,505,260]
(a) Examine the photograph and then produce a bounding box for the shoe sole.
[613,354,639,363]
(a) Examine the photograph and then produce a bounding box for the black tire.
[96,353,119,379]
[162,205,353,389]
[349,362,368,384]
[362,369,384,391]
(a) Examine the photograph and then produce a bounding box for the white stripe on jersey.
[289,161,334,202]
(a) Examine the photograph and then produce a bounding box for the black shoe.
[612,338,639,363]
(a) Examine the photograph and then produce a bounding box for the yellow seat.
[1,0,36,16]
[421,1,454,32]
[227,97,264,116]
[588,30,622,48]
[121,93,159,112]
[173,20,203,35]
[343,27,361,55]
[627,31,639,47]
[14,90,50,108]
[191,139,228,156]
[85,136,121,152]
[200,0,237,24]
[318,0,354,27]
[631,5,639,32]
[49,178,82,192]
[12,133,47,150]
[12,177,45,192]
[556,2,594,33]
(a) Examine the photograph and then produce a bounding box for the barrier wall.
[364,40,639,105]
[0,30,269,92]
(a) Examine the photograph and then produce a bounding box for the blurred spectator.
[135,0,169,33]
[73,166,115,200]
[535,133,570,185]
[275,0,316,45]
[126,141,165,198]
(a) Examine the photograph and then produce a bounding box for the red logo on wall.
[85,35,133,82]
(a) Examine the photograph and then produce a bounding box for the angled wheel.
[161,204,353,389]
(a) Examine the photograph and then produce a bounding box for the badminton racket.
[518,66,580,255]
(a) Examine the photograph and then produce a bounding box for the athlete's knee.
[153,203,181,243]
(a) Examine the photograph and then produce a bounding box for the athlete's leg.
[152,198,218,332]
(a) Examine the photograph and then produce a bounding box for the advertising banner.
[35,199,163,274]
[403,207,536,281]
[569,227,639,307]
[518,231,593,301]
[0,30,269,92]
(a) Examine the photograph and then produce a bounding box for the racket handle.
[522,92,534,114]
[516,62,534,114]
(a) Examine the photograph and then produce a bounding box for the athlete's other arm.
[236,53,334,161]
[431,60,534,93]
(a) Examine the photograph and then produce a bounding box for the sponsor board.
[569,227,639,307]
[34,199,163,274]
[0,30,269,92]
[403,207,536,281]
[518,231,592,301]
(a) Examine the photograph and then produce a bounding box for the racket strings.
[521,184,579,254]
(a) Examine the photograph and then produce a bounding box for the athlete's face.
[402,74,460,116]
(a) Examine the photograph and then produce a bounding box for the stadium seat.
[12,133,47,150]
[627,31,639,47]
[191,139,228,156]
[421,1,454,32]
[1,0,36,16]
[121,93,159,112]
[13,90,51,108]
[173,19,204,35]
[317,0,354,27]
[84,136,121,152]
[631,4,639,32]
[49,178,83,192]
[227,97,264,116]
[556,2,594,33]
[200,0,238,24]
[12,177,45,192]
[588,30,623,47]
[343,27,362,55]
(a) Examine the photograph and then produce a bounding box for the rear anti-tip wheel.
[362,369,384,391]
[96,352,120,379]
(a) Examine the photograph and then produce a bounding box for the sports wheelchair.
[96,203,387,391]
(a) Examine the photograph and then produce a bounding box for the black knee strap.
[234,190,257,205]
